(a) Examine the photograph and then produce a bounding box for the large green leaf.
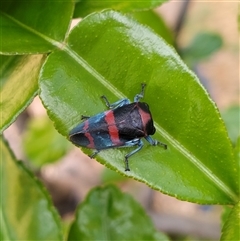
[68,185,169,241]
[220,202,240,241]
[0,55,46,133]
[39,10,239,204]
[0,0,74,54]
[74,0,167,18]
[0,137,63,240]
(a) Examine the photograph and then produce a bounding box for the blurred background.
[3,1,239,240]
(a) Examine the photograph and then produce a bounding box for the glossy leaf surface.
[23,116,72,167]
[39,10,239,204]
[74,0,167,18]
[220,202,240,241]
[0,55,46,133]
[131,10,174,45]
[68,185,169,241]
[0,138,63,240]
[0,0,74,54]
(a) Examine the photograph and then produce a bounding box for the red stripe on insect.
[84,120,95,148]
[138,105,151,135]
[104,110,120,145]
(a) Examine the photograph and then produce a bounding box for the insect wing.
[69,102,156,150]
[137,102,156,136]
[113,102,155,141]
[69,111,122,149]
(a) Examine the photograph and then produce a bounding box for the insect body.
[69,84,167,171]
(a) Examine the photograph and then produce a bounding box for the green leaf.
[0,55,46,133]
[221,206,232,228]
[181,32,223,65]
[39,10,239,204]
[0,0,74,54]
[23,116,72,167]
[74,0,167,18]
[234,136,240,170]
[220,202,240,241]
[101,168,128,183]
[131,10,174,45]
[68,185,169,241]
[221,106,240,144]
[231,136,239,215]
[220,140,240,239]
[0,137,63,241]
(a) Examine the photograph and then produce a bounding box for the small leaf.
[181,32,223,65]
[0,0,74,54]
[0,55,46,133]
[68,185,169,241]
[74,0,167,18]
[233,136,240,173]
[220,202,240,241]
[23,116,72,167]
[221,106,240,144]
[0,137,63,240]
[39,10,238,204]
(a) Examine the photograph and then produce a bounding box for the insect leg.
[81,115,90,120]
[124,139,143,171]
[101,95,130,109]
[89,150,100,159]
[145,136,167,149]
[134,83,146,102]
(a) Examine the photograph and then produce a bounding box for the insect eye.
[145,119,156,135]
[144,103,149,108]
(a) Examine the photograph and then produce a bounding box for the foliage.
[220,202,240,241]
[68,185,169,241]
[221,106,240,145]
[23,116,72,167]
[1,0,239,240]
[1,137,63,240]
[181,32,223,67]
